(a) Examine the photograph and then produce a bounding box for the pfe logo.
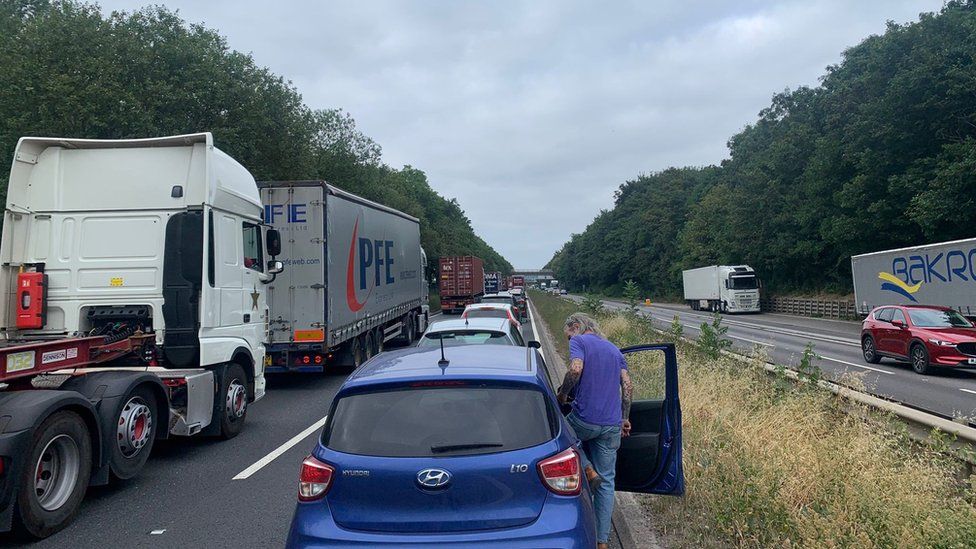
[345,217,396,312]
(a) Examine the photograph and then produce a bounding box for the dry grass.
[531,291,976,548]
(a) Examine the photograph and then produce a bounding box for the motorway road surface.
[571,295,976,422]
[10,311,558,548]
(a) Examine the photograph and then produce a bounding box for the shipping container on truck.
[852,237,976,316]
[0,133,282,539]
[258,181,429,372]
[484,271,501,294]
[682,265,760,313]
[439,256,485,314]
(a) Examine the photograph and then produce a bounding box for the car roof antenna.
[438,335,449,371]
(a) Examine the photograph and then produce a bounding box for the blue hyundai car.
[286,343,683,547]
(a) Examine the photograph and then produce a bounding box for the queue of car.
[285,291,686,547]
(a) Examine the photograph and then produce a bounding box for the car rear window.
[324,386,554,457]
[467,309,509,320]
[419,330,511,347]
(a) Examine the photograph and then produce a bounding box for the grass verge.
[530,290,976,548]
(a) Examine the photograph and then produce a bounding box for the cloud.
[99,0,943,267]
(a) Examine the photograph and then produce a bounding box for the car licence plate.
[968,358,976,365]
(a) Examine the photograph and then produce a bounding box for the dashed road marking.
[819,355,894,375]
[233,415,329,480]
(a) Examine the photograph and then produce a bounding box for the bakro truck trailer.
[259,181,429,372]
[682,265,760,313]
[0,134,281,538]
[439,256,484,313]
[852,238,976,316]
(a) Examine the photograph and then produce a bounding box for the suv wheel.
[862,336,881,364]
[910,343,931,375]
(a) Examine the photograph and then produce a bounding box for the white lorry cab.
[682,265,761,313]
[0,133,281,538]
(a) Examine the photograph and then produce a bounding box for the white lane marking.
[232,415,329,480]
[819,355,894,375]
[527,299,549,366]
[961,388,976,396]
[149,530,166,535]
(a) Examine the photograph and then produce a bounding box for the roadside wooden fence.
[760,297,860,320]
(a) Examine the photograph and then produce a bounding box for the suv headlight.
[928,339,957,347]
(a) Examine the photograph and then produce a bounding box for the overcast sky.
[100,0,943,268]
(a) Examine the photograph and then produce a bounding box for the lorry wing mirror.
[267,260,284,275]
[266,229,282,257]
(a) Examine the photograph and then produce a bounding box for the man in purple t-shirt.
[557,313,633,549]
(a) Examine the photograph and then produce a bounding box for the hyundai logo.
[416,468,452,489]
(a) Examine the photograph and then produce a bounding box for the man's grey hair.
[565,312,603,337]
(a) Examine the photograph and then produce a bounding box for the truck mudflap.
[0,390,101,533]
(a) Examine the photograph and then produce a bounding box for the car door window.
[614,343,683,496]
[890,309,906,325]
[876,308,893,322]
[242,222,263,272]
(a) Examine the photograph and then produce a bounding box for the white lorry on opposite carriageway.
[0,133,282,538]
[682,265,761,313]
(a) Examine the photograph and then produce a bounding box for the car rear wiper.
[430,443,504,454]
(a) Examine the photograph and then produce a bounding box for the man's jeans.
[567,411,621,544]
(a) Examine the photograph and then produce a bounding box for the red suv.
[861,305,976,374]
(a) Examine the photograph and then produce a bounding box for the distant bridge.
[512,269,554,284]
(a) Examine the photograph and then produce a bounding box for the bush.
[697,312,731,359]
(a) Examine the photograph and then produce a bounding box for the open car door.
[614,343,684,495]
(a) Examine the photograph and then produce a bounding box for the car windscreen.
[466,309,509,320]
[729,275,758,290]
[324,385,553,457]
[907,309,973,328]
[418,330,511,347]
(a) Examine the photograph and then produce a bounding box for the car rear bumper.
[286,494,595,548]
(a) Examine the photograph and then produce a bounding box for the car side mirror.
[528,340,541,349]
[266,229,282,257]
[267,260,284,274]
[891,319,906,328]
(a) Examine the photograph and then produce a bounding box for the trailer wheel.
[110,385,157,480]
[407,313,417,342]
[351,337,365,369]
[364,331,377,361]
[14,411,92,539]
[219,364,248,439]
[374,328,385,354]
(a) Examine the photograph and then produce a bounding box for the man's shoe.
[585,465,603,492]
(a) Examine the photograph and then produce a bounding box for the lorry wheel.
[110,385,157,480]
[407,313,417,342]
[374,328,385,354]
[219,364,248,440]
[14,411,92,539]
[365,332,377,361]
[861,336,881,364]
[910,343,931,375]
[352,337,365,368]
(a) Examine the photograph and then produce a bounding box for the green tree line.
[0,0,512,276]
[549,1,976,298]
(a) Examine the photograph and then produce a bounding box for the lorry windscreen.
[729,275,758,290]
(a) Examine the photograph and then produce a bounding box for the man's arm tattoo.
[558,358,584,398]
[621,369,633,419]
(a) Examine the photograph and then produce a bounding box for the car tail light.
[537,448,581,495]
[299,455,335,501]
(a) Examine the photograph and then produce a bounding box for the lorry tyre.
[365,331,377,361]
[14,411,92,539]
[374,327,385,354]
[219,364,248,440]
[110,385,157,480]
[910,343,931,375]
[862,336,881,364]
[407,313,417,342]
